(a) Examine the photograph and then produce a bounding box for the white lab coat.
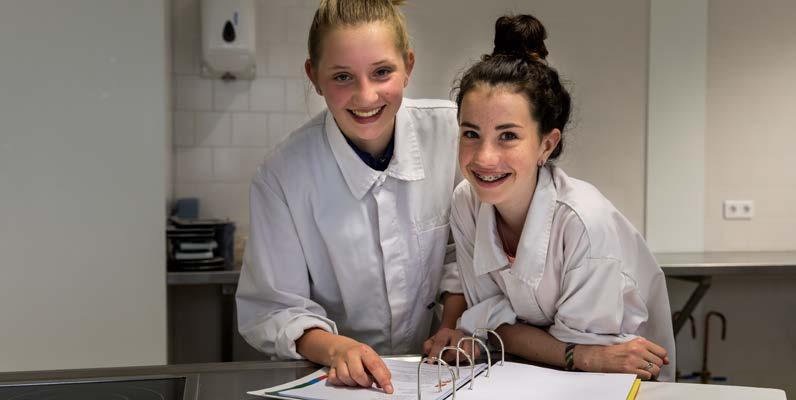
[236,98,462,359]
[451,165,676,381]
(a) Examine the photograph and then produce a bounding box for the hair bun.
[492,14,548,62]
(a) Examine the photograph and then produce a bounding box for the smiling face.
[458,85,559,212]
[305,22,414,156]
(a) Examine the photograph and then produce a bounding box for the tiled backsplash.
[171,0,325,234]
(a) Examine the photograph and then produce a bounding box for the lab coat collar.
[472,202,509,276]
[472,166,557,284]
[385,105,425,182]
[326,104,425,200]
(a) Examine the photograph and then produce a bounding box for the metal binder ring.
[456,337,491,377]
[473,328,505,366]
[438,346,475,388]
[418,357,457,400]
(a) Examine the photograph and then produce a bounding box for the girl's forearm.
[440,293,467,329]
[495,323,568,367]
[495,323,606,371]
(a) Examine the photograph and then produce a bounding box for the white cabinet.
[0,0,169,371]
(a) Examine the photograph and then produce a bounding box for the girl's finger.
[651,363,661,379]
[428,341,445,362]
[335,362,356,387]
[643,351,664,368]
[643,340,668,360]
[635,362,655,380]
[347,355,374,388]
[635,368,653,380]
[423,338,433,355]
[362,351,394,394]
[328,367,341,386]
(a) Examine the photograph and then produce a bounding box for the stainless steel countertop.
[167,269,240,285]
[657,251,796,276]
[0,360,317,400]
[0,360,312,382]
[166,251,796,285]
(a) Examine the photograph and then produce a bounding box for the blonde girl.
[236,0,467,392]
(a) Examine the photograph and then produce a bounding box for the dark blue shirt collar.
[342,133,395,171]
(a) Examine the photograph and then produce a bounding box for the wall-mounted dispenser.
[200,0,256,80]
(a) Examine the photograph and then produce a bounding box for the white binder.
[249,329,639,400]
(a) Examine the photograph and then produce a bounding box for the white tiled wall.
[171,0,325,234]
[171,0,652,239]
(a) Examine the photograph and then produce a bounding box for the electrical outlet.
[723,200,754,220]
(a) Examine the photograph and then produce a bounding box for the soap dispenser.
[200,0,256,80]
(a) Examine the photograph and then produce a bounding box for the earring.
[537,159,545,167]
[316,88,323,96]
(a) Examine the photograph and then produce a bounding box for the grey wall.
[405,0,650,231]
[704,0,796,250]
[0,0,169,371]
[647,0,796,395]
[646,0,707,252]
[698,0,796,394]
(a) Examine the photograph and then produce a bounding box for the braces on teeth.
[477,173,507,182]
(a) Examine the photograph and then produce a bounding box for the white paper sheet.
[249,358,487,400]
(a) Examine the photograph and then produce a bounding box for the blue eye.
[333,74,352,82]
[462,130,479,139]
[499,132,518,141]
[374,68,393,78]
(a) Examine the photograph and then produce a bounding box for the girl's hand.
[423,328,481,363]
[576,337,669,380]
[327,339,394,393]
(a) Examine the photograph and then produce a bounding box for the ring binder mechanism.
[437,347,474,380]
[473,329,505,367]
[418,357,456,400]
[437,347,474,389]
[418,328,506,399]
[456,338,490,377]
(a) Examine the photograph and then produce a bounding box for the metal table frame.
[657,251,796,337]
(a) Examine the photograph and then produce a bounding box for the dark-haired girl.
[450,14,676,381]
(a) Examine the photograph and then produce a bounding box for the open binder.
[249,329,641,400]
